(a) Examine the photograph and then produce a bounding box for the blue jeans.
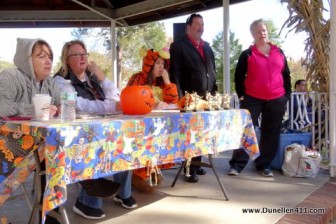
[77,171,133,209]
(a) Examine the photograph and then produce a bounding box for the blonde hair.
[58,39,87,77]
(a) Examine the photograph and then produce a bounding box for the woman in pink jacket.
[228,19,291,177]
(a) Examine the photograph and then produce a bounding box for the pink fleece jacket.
[244,44,286,100]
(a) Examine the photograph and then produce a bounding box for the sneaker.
[228,168,239,176]
[113,195,138,209]
[259,169,274,177]
[196,167,207,175]
[73,199,106,220]
[185,174,198,183]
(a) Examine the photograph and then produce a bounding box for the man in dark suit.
[169,13,218,183]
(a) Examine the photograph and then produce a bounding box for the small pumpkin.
[120,86,155,115]
[21,135,34,150]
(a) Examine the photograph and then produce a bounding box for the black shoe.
[85,178,120,198]
[44,215,61,224]
[73,199,106,220]
[113,195,138,209]
[39,209,60,224]
[185,174,198,183]
[196,168,206,175]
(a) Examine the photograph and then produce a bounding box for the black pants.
[190,156,202,174]
[229,95,287,172]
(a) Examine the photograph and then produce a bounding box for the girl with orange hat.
[127,48,179,192]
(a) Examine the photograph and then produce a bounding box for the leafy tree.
[52,61,61,75]
[0,60,14,72]
[212,31,242,93]
[266,20,283,47]
[212,19,285,94]
[88,51,114,79]
[72,22,167,87]
[287,58,308,89]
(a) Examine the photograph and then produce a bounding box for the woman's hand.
[49,105,58,117]
[161,69,170,85]
[87,61,105,82]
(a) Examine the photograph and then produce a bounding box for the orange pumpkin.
[21,135,34,150]
[120,86,155,115]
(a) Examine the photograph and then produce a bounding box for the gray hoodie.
[0,38,60,117]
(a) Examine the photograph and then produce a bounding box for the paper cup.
[32,94,52,121]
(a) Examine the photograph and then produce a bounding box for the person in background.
[54,40,137,220]
[126,47,179,192]
[291,79,314,129]
[169,13,217,183]
[294,79,307,92]
[293,79,310,118]
[0,38,60,224]
[293,79,325,144]
[228,18,291,177]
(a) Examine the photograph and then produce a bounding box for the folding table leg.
[171,155,229,200]
[59,206,70,224]
[21,183,32,210]
[171,161,186,187]
[28,149,70,224]
[208,154,229,201]
[28,151,42,224]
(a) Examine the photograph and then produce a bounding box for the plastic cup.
[32,94,52,121]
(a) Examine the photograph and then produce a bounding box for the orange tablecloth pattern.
[0,109,259,222]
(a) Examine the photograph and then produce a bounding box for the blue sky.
[0,0,327,63]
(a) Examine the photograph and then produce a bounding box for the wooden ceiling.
[0,0,250,28]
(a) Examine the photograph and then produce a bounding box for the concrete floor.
[0,151,331,224]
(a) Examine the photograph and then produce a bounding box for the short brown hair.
[32,40,53,61]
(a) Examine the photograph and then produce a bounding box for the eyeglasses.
[68,53,89,58]
[186,13,202,25]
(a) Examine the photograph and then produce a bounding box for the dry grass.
[280,0,330,93]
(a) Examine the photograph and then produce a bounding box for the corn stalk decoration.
[280,0,330,93]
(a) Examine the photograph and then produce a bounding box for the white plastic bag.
[282,143,321,178]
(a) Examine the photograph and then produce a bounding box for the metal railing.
[230,92,329,161]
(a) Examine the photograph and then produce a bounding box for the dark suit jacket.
[169,35,218,98]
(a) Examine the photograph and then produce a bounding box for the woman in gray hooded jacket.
[0,38,59,118]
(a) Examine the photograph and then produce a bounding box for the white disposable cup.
[32,94,52,121]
